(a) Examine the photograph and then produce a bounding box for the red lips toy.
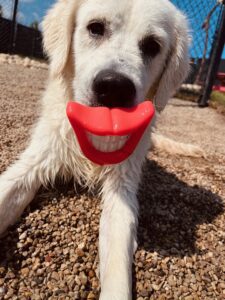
[66,101,155,165]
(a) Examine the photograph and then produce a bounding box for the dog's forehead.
[78,0,131,18]
[77,0,176,34]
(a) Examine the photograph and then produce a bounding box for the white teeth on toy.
[87,132,130,152]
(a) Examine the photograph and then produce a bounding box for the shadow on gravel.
[0,159,223,294]
[0,180,86,273]
[137,159,224,257]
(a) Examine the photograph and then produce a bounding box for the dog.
[0,0,190,299]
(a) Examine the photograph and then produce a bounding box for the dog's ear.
[149,13,190,112]
[42,0,79,77]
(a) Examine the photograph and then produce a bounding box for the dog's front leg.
[99,167,140,300]
[0,119,64,236]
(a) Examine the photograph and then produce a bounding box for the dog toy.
[66,101,155,165]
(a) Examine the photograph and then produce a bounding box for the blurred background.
[0,0,225,106]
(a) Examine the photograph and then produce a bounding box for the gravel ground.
[0,57,225,300]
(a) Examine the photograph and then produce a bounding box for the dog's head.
[43,0,189,112]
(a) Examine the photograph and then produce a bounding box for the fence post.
[198,2,225,107]
[10,0,19,53]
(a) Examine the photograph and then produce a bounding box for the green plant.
[210,91,225,106]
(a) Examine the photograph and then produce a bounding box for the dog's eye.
[87,21,105,37]
[139,36,161,59]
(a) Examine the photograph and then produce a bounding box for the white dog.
[0,0,190,299]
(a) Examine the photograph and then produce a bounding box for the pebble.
[88,270,95,278]
[87,292,96,299]
[51,272,60,281]
[76,248,85,257]
[152,283,161,291]
[21,268,29,276]
[0,87,224,299]
[78,242,86,249]
[19,232,27,240]
[80,272,88,285]
[167,275,176,286]
[0,286,6,295]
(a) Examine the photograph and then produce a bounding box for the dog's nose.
[93,70,136,108]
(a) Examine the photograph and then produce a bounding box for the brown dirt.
[0,58,225,300]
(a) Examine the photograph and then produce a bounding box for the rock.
[88,270,95,278]
[23,57,31,68]
[0,286,6,295]
[167,275,176,287]
[92,279,99,289]
[87,291,96,299]
[80,272,88,285]
[21,268,29,277]
[76,248,85,257]
[19,232,27,240]
[139,289,149,297]
[75,275,81,286]
[152,284,161,291]
[78,242,85,249]
[51,272,60,281]
[32,258,40,271]
[6,272,15,279]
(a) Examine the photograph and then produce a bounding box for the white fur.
[0,0,189,299]
[151,132,205,158]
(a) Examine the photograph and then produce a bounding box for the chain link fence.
[0,0,14,54]
[0,0,225,104]
[0,0,44,58]
[172,0,225,85]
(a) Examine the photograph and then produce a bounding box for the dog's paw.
[0,177,34,236]
[0,183,17,236]
[99,291,131,300]
[99,280,131,300]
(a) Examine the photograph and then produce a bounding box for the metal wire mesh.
[0,0,44,58]
[0,0,224,80]
[17,0,41,28]
[172,0,224,84]
[0,0,14,20]
[0,0,14,53]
